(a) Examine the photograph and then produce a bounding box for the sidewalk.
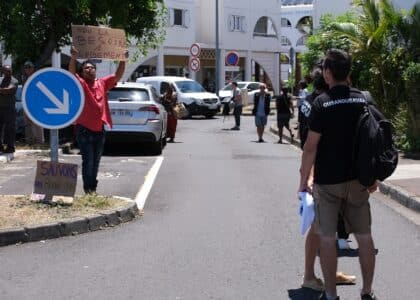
[269,115,420,214]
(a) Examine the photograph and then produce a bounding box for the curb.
[0,200,139,247]
[269,123,420,213]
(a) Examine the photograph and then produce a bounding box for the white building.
[106,0,284,93]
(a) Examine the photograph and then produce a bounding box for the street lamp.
[215,0,220,97]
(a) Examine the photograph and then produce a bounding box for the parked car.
[104,82,167,155]
[136,76,221,118]
[15,85,25,138]
[218,81,268,104]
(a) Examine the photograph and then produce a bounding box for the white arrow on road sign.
[22,68,84,129]
[36,81,69,114]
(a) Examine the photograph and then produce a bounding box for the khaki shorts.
[313,180,371,236]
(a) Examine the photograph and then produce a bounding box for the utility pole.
[215,0,220,97]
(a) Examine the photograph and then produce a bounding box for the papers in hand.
[298,192,315,235]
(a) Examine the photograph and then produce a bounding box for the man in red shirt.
[68,46,127,194]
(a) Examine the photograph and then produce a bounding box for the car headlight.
[193,98,203,105]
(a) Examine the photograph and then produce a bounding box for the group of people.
[227,81,295,144]
[0,61,44,154]
[227,49,379,300]
[298,49,378,300]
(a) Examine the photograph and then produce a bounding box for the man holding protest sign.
[68,26,128,194]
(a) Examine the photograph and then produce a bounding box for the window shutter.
[169,8,175,26]
[241,17,247,32]
[183,10,191,28]
[229,15,235,31]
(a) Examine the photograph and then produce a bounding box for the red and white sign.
[190,43,201,57]
[225,51,240,66]
[189,57,201,72]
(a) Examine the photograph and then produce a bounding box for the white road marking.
[134,156,164,210]
[387,164,420,180]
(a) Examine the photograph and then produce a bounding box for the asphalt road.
[0,114,419,300]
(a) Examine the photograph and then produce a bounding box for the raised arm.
[68,46,78,75]
[114,51,129,83]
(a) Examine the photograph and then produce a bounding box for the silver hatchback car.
[105,82,167,155]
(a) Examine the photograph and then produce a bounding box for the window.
[281,18,292,27]
[229,15,246,32]
[169,8,190,28]
[253,16,278,38]
[174,9,183,26]
[281,36,292,46]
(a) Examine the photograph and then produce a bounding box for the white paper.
[298,192,315,235]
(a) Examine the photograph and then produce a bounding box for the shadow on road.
[288,287,322,300]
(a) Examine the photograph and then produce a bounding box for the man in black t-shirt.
[298,49,378,300]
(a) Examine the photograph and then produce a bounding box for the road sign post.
[22,67,84,201]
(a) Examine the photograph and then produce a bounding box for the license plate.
[112,109,133,117]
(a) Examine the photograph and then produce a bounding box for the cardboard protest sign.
[71,25,127,61]
[34,160,78,197]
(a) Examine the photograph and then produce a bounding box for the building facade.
[101,0,283,94]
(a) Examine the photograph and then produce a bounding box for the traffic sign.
[189,57,201,72]
[190,43,201,57]
[22,68,85,129]
[225,51,239,66]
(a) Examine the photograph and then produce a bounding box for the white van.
[136,76,221,118]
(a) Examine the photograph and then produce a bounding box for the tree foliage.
[0,0,166,67]
[301,0,420,151]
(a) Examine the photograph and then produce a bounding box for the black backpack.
[353,92,398,187]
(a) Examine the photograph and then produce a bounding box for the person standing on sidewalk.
[230,81,242,130]
[0,65,18,153]
[299,66,356,293]
[275,87,294,143]
[298,49,378,300]
[68,46,127,194]
[252,83,271,142]
[22,61,45,145]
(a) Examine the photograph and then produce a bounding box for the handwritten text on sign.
[34,160,78,197]
[71,25,127,61]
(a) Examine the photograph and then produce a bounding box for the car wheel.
[151,136,163,155]
[204,113,215,119]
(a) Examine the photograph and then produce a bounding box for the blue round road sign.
[225,51,239,66]
[22,68,84,129]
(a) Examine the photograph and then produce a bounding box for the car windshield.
[221,83,246,91]
[174,81,205,93]
[108,88,150,102]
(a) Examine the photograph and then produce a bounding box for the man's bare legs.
[319,235,338,298]
[354,233,376,295]
[304,226,320,281]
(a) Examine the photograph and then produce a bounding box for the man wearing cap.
[0,65,18,153]
[22,61,44,145]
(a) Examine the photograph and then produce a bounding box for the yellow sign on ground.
[71,25,127,61]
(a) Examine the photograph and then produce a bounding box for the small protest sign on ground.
[71,25,127,61]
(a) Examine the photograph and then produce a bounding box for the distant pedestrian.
[230,81,242,130]
[275,87,294,143]
[22,61,45,145]
[0,65,18,153]
[162,84,178,143]
[68,46,127,194]
[295,80,308,130]
[298,49,378,300]
[252,84,271,142]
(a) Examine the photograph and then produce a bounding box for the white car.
[218,81,264,104]
[136,76,221,118]
[105,82,167,155]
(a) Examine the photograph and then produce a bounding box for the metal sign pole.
[50,50,61,163]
